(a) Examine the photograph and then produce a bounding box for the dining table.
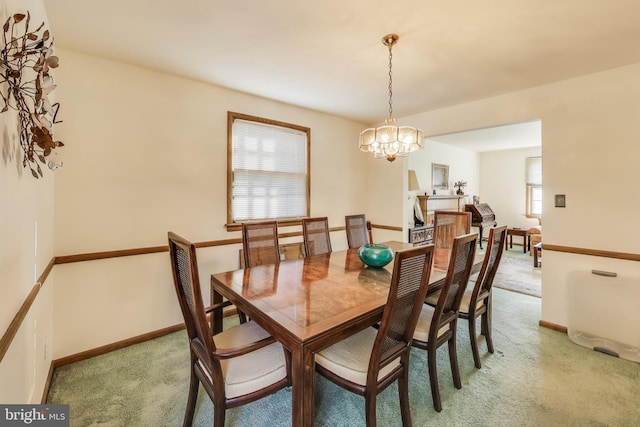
[210,241,483,426]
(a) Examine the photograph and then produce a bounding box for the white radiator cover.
[566,270,640,363]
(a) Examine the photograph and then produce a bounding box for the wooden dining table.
[210,241,483,426]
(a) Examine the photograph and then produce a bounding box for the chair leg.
[213,398,226,427]
[482,311,494,354]
[448,333,462,390]
[183,368,199,427]
[398,360,412,427]
[468,315,482,369]
[427,344,442,412]
[482,299,494,354]
[364,389,377,427]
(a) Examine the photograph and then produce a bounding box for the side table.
[506,228,530,253]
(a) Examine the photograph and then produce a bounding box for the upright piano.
[465,203,497,249]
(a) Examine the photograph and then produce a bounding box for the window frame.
[226,112,310,231]
[525,156,542,219]
[526,184,542,218]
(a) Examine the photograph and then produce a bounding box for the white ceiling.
[44,0,640,135]
[428,120,541,152]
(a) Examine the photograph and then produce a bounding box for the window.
[526,156,542,218]
[227,112,310,229]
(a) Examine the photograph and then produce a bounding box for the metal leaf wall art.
[1,12,63,178]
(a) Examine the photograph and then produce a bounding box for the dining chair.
[459,225,507,368]
[242,220,281,267]
[412,232,477,412]
[302,217,332,256]
[239,220,282,322]
[432,210,471,269]
[345,214,371,248]
[315,244,435,427]
[168,232,290,427]
[425,226,507,368]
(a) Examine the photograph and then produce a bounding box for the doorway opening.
[406,119,542,297]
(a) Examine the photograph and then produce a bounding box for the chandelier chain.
[387,42,393,120]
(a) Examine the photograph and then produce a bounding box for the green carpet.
[46,286,640,426]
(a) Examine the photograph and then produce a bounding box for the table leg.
[506,230,529,252]
[210,279,224,334]
[291,346,315,426]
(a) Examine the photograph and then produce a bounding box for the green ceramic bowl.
[358,244,393,268]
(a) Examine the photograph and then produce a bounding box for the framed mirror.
[432,163,449,189]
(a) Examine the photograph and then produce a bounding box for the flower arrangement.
[454,180,467,195]
[0,12,63,178]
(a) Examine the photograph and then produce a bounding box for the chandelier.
[359,34,424,162]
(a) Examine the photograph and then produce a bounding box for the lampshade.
[408,169,421,191]
[359,34,424,162]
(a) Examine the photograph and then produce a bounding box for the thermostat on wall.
[555,194,566,208]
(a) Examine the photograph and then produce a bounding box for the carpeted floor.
[493,246,542,297]
[47,285,640,426]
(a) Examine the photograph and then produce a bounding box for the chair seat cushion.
[413,303,451,342]
[529,225,542,234]
[424,291,440,306]
[425,286,486,315]
[530,234,542,245]
[458,285,486,315]
[315,326,399,386]
[425,271,480,307]
[207,320,287,398]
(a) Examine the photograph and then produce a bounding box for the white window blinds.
[526,156,542,185]
[526,156,542,216]
[232,118,308,221]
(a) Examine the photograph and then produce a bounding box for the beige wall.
[50,49,401,358]
[479,146,542,230]
[0,0,55,404]
[406,139,479,232]
[4,1,640,403]
[399,62,640,326]
[53,49,373,255]
[410,139,480,198]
